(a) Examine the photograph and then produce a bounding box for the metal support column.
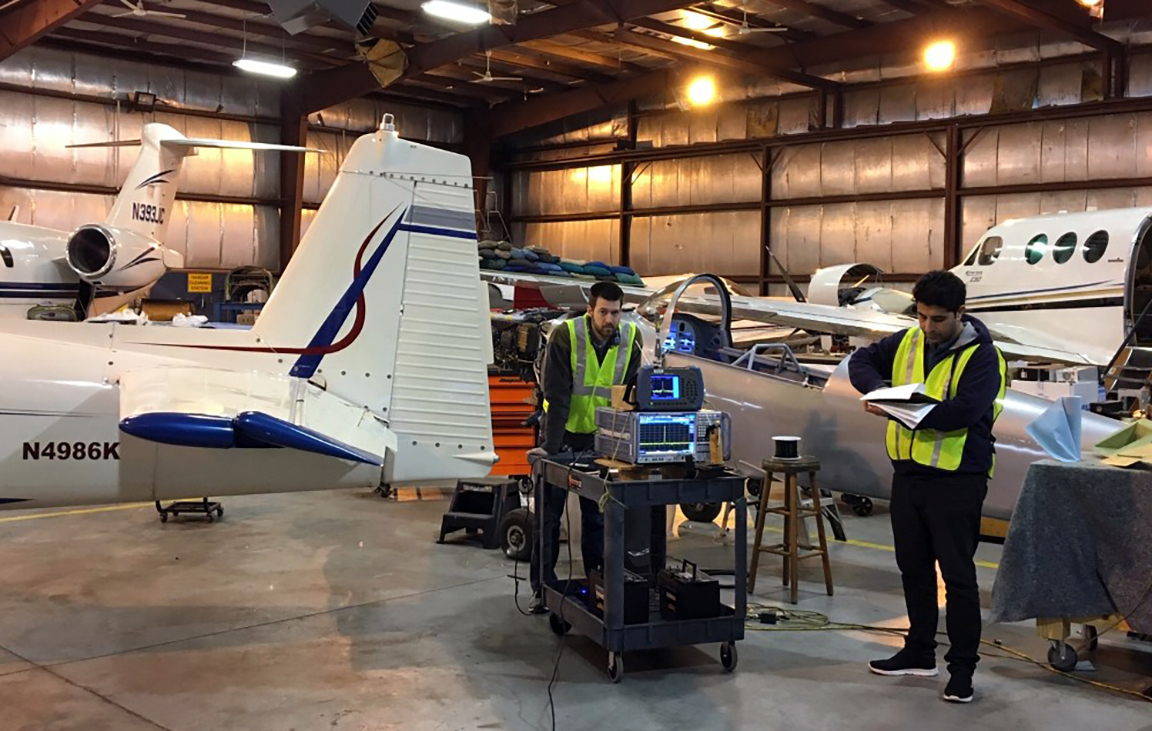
[944,124,963,270]
[278,109,308,273]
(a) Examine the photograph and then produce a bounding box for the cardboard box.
[1094,419,1152,467]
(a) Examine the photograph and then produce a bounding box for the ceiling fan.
[736,2,787,34]
[471,50,523,83]
[112,0,187,19]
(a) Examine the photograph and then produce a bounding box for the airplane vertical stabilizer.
[102,123,189,243]
[253,116,495,482]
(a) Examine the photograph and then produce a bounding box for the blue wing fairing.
[118,411,382,466]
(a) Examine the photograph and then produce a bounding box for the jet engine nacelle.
[809,262,913,315]
[65,224,183,291]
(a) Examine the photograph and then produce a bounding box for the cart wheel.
[1082,624,1099,652]
[681,502,722,523]
[375,484,394,499]
[207,512,214,523]
[159,512,168,523]
[549,614,571,637]
[215,506,224,518]
[852,497,873,517]
[171,511,179,517]
[607,652,623,683]
[500,508,532,562]
[720,642,738,672]
[1048,642,1078,672]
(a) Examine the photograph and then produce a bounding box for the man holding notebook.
[849,270,1007,704]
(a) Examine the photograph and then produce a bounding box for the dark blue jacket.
[849,315,1003,478]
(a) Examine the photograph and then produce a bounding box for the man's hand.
[864,402,886,417]
[526,447,549,464]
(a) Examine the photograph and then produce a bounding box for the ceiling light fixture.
[422,0,491,25]
[672,36,715,51]
[682,11,714,30]
[924,40,956,72]
[233,58,298,78]
[686,75,716,107]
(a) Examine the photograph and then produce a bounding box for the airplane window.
[0,245,11,268]
[977,236,1002,266]
[962,242,980,266]
[1025,233,1047,265]
[1083,230,1109,263]
[1053,232,1076,264]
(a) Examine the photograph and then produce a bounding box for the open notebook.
[861,384,940,429]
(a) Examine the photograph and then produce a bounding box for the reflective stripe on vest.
[562,316,636,435]
[884,327,1007,474]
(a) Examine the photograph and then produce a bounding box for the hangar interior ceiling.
[0,0,1146,291]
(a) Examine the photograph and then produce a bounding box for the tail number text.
[23,442,120,460]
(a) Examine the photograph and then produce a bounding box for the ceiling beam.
[95,0,353,55]
[430,62,568,94]
[403,76,512,103]
[760,0,870,30]
[189,0,272,15]
[973,0,1123,53]
[488,47,614,84]
[0,0,102,61]
[293,0,696,114]
[567,29,680,61]
[519,37,649,70]
[490,69,672,138]
[689,5,814,42]
[455,56,573,92]
[78,13,339,67]
[622,21,838,89]
[50,25,240,66]
[488,6,1026,137]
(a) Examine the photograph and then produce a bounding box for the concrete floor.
[0,488,1150,731]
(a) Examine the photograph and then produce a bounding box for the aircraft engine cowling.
[65,224,182,291]
[808,262,914,315]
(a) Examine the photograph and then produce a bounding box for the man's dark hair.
[589,281,624,306]
[913,270,966,312]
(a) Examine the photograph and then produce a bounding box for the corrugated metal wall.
[508,52,1152,279]
[0,46,462,271]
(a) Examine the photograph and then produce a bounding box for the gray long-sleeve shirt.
[540,316,643,454]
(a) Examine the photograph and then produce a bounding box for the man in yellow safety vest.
[850,270,1006,704]
[527,281,642,613]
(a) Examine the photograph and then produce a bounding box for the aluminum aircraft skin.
[623,275,1120,521]
[0,119,496,510]
[485,206,1152,370]
[0,123,313,320]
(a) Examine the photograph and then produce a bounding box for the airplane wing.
[483,270,1096,366]
[117,367,395,465]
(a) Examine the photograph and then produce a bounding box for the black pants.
[530,485,604,594]
[891,470,987,673]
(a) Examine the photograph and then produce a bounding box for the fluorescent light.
[923,40,956,72]
[672,36,714,51]
[682,11,714,30]
[422,0,491,24]
[233,58,297,79]
[686,76,716,107]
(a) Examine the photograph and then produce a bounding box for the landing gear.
[374,483,394,499]
[841,494,873,517]
[500,508,532,562]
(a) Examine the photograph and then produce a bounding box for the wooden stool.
[748,456,834,603]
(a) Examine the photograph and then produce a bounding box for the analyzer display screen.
[649,374,681,401]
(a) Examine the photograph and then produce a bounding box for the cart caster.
[720,642,738,672]
[681,502,722,523]
[375,484,394,499]
[206,512,214,523]
[159,512,168,523]
[607,652,623,683]
[841,494,873,517]
[1048,641,1078,672]
[549,614,571,637]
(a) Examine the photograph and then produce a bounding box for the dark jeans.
[530,485,604,594]
[891,470,987,673]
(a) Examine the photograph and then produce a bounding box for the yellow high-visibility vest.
[885,327,1006,474]
[544,316,636,435]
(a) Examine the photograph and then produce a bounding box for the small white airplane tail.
[102,124,189,243]
[252,116,495,483]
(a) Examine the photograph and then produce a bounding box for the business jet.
[0,123,312,321]
[0,115,495,510]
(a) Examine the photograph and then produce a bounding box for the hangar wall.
[506,49,1152,295]
[0,46,462,272]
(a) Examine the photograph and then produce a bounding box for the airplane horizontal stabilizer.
[119,410,382,465]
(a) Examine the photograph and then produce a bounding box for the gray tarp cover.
[989,459,1152,634]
